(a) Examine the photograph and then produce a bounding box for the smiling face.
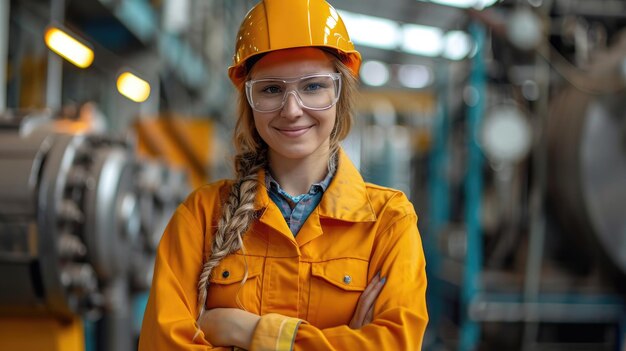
[248,47,338,165]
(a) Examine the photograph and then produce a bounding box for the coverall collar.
[254,148,377,223]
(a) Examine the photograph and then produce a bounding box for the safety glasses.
[245,73,342,113]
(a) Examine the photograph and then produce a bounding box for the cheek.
[252,113,269,138]
[323,109,338,132]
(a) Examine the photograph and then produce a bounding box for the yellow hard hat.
[228,0,362,87]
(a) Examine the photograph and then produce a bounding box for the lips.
[275,125,313,137]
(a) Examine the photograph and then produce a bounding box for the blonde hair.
[195,56,358,324]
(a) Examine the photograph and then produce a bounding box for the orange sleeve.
[292,212,428,351]
[138,202,226,351]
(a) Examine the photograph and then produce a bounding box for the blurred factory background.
[0,0,625,350]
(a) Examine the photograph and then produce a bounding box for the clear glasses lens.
[246,73,341,112]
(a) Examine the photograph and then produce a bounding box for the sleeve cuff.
[250,313,304,351]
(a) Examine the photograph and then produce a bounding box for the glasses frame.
[245,72,342,113]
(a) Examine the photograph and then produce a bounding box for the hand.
[198,308,260,349]
[349,272,386,329]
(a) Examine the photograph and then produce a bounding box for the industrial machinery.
[547,62,626,283]
[0,108,189,351]
[423,5,626,350]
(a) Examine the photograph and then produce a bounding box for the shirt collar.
[255,148,376,223]
[264,154,336,197]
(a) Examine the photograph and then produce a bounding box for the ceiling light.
[44,26,94,68]
[117,72,151,103]
[443,31,473,60]
[507,8,543,50]
[338,10,400,50]
[360,61,390,87]
[480,104,532,163]
[397,65,433,89]
[419,0,499,9]
[338,9,472,60]
[401,24,443,57]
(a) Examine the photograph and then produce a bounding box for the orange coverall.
[139,149,428,350]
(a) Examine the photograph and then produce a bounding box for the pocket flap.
[209,254,263,285]
[311,258,368,291]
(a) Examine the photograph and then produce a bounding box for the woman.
[138,0,428,350]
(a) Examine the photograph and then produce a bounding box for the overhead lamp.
[360,60,390,87]
[338,10,400,50]
[401,24,443,57]
[480,104,532,164]
[44,26,94,68]
[419,0,499,9]
[507,8,543,50]
[442,31,473,60]
[117,72,151,103]
[337,9,472,60]
[398,64,433,89]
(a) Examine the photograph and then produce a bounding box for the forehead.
[250,48,336,79]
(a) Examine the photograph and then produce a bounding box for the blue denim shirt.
[265,157,337,236]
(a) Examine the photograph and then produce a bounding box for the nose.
[280,91,303,119]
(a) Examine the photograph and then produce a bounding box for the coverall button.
[343,275,352,284]
[222,270,230,278]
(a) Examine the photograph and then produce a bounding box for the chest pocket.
[205,254,264,314]
[308,258,369,328]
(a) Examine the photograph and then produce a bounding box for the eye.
[301,77,332,93]
[304,82,325,91]
[259,84,283,95]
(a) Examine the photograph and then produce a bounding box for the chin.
[272,144,323,160]
[276,149,315,160]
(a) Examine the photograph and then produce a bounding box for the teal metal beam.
[459,21,486,351]
[425,62,451,349]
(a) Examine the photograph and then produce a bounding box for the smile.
[275,126,313,137]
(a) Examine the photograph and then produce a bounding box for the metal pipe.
[101,277,133,351]
[521,2,553,349]
[0,0,9,112]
